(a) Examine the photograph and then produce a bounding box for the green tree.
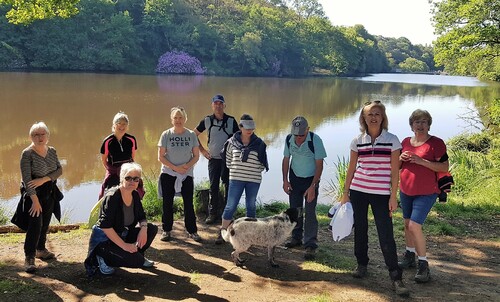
[399,57,430,72]
[0,0,79,24]
[431,0,500,81]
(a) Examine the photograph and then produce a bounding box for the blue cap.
[212,94,225,103]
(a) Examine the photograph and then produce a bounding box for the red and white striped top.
[349,130,401,195]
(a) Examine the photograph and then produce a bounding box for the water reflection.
[1,72,498,222]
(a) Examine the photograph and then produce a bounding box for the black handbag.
[11,187,31,231]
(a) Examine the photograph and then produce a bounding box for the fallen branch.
[0,224,82,234]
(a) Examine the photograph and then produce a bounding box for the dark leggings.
[24,195,54,258]
[95,223,158,268]
[350,190,402,280]
[160,173,197,234]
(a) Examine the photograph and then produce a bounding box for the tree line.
[0,0,476,78]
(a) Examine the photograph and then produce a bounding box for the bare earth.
[1,219,499,302]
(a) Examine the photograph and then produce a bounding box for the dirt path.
[1,220,499,302]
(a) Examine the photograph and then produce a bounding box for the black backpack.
[286,131,315,153]
[204,115,235,144]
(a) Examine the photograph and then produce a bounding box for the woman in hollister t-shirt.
[157,106,201,242]
[340,101,409,297]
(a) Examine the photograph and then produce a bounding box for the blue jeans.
[222,180,260,220]
[400,192,437,225]
[289,169,318,250]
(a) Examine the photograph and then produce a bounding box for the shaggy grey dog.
[221,208,299,267]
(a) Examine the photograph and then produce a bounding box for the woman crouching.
[85,162,158,276]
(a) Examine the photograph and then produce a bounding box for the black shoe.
[304,247,316,260]
[352,265,367,278]
[398,250,416,269]
[284,238,302,248]
[415,260,431,283]
[205,214,217,224]
[393,279,410,297]
[215,229,224,245]
[160,231,171,242]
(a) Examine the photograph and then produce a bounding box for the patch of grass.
[0,278,41,295]
[189,270,202,285]
[307,293,336,302]
[0,233,25,244]
[0,205,10,225]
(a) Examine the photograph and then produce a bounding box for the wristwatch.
[140,222,148,228]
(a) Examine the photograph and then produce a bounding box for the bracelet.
[140,222,148,228]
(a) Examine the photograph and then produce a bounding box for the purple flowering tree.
[156,51,205,74]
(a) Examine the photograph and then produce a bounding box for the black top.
[96,187,146,234]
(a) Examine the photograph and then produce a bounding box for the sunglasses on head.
[125,176,141,182]
[364,100,381,106]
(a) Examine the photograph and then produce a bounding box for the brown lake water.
[1,72,497,223]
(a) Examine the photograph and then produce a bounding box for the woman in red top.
[398,109,449,283]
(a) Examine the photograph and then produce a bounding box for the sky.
[318,0,436,45]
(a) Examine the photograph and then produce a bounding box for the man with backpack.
[194,95,239,231]
[282,116,327,260]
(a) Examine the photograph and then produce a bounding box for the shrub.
[156,51,205,74]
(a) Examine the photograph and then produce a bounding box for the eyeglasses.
[364,100,381,106]
[294,134,306,137]
[32,133,46,137]
[125,176,141,183]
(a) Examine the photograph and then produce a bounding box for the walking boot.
[392,279,410,297]
[415,259,431,283]
[398,250,416,269]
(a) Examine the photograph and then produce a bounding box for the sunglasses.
[125,176,141,183]
[364,100,381,106]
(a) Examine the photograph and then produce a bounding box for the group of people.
[18,96,448,298]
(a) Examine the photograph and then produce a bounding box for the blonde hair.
[170,106,187,122]
[358,101,389,133]
[120,162,142,182]
[29,121,50,137]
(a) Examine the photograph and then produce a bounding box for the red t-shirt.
[400,136,447,196]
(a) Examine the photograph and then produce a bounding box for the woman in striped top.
[20,122,63,273]
[219,114,268,232]
[340,101,409,297]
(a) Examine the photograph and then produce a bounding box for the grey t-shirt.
[158,128,199,175]
[195,114,239,159]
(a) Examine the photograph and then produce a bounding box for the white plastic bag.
[328,201,341,218]
[330,202,354,242]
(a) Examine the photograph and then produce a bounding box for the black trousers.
[350,190,402,280]
[95,223,158,268]
[207,158,229,216]
[160,173,197,233]
[24,194,54,258]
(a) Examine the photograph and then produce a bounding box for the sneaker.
[96,255,115,275]
[215,229,224,245]
[160,231,171,242]
[189,232,202,242]
[24,257,36,273]
[36,249,55,260]
[398,250,416,269]
[352,265,367,278]
[143,257,155,268]
[414,260,431,283]
[284,238,302,248]
[304,247,316,260]
[393,279,410,297]
[205,214,217,224]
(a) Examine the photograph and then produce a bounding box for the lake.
[1,72,498,223]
